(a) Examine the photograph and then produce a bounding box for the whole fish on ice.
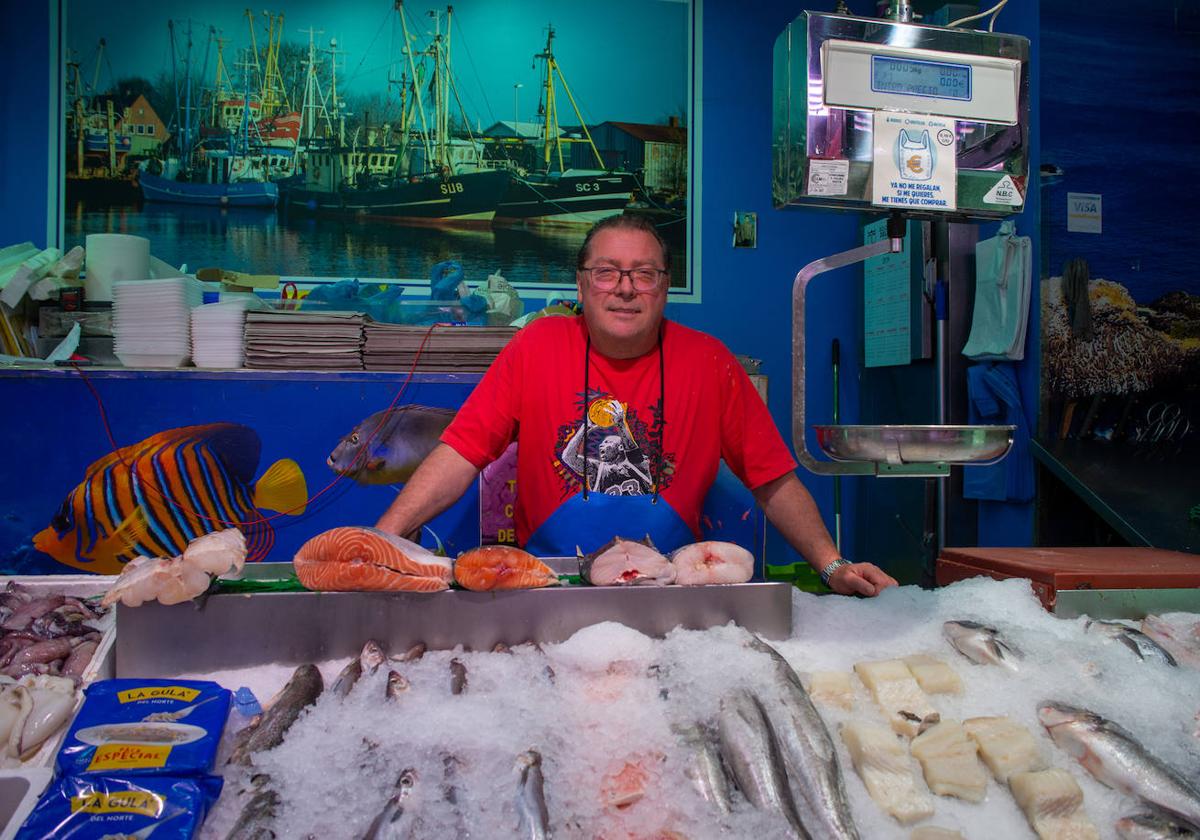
[674,723,733,815]
[327,406,455,485]
[716,688,805,836]
[294,527,453,592]
[230,663,323,765]
[1084,619,1177,666]
[454,545,559,591]
[578,536,675,586]
[516,750,551,840]
[943,620,1022,671]
[1038,702,1200,831]
[1116,813,1199,840]
[669,541,754,585]
[363,767,418,840]
[746,635,859,839]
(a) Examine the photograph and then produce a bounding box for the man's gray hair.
[576,213,671,272]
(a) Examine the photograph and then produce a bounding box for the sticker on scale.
[806,159,850,196]
[871,112,957,211]
[984,174,1024,206]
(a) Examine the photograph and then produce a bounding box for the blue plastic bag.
[15,774,223,840]
[56,680,231,778]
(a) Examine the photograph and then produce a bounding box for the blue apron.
[524,490,695,558]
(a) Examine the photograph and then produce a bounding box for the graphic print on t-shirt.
[554,392,674,498]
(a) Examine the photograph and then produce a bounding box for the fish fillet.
[1009,769,1100,840]
[902,655,963,695]
[909,719,989,802]
[840,720,933,825]
[808,671,857,710]
[294,527,452,592]
[454,545,559,591]
[668,541,754,585]
[963,716,1047,784]
[854,659,939,738]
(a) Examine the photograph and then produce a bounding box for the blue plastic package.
[15,774,223,840]
[56,680,231,778]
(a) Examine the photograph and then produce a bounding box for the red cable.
[69,322,448,554]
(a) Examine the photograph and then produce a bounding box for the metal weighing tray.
[814,424,1015,466]
[115,583,794,677]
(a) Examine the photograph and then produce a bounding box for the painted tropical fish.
[34,423,307,575]
[326,406,456,485]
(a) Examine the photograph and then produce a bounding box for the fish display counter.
[6,548,1200,838]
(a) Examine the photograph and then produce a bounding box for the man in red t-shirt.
[377,214,897,596]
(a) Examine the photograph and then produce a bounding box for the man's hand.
[826,562,898,597]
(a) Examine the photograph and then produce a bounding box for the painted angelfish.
[34,423,307,574]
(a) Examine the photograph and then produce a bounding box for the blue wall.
[3,0,1043,572]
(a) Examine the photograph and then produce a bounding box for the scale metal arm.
[792,216,905,475]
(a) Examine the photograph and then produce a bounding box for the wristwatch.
[819,557,853,587]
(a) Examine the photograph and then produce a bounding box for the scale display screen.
[871,55,972,101]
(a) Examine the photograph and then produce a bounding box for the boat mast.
[535,24,606,171]
[261,12,291,116]
[244,10,264,100]
[397,1,435,171]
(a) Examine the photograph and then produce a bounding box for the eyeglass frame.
[579,265,669,292]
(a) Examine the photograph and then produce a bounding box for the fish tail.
[253,459,308,515]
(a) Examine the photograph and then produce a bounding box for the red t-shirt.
[442,316,797,546]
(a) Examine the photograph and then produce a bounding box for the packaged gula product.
[56,679,231,777]
[15,774,223,839]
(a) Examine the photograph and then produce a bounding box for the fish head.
[359,640,387,673]
[1037,701,1099,731]
[327,426,374,476]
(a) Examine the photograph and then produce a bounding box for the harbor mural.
[63,0,691,289]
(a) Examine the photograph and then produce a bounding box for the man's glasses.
[582,266,667,292]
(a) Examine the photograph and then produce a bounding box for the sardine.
[230,664,324,765]
[1038,702,1200,830]
[577,536,675,586]
[1116,813,1200,839]
[226,789,280,840]
[1085,620,1178,666]
[333,641,390,698]
[1118,816,1195,840]
[746,636,859,839]
[327,406,456,485]
[450,658,468,696]
[386,671,409,701]
[516,750,551,840]
[674,723,733,815]
[362,767,418,840]
[393,643,427,663]
[942,620,1022,671]
[716,688,806,837]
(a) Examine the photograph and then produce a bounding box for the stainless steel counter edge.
[115,583,794,677]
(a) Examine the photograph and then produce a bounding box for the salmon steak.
[294,526,453,592]
[669,541,755,585]
[454,545,560,591]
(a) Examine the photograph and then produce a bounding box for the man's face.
[577,228,668,357]
[598,436,622,462]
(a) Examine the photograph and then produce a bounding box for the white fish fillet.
[840,720,933,825]
[669,541,754,585]
[963,716,1048,783]
[854,659,939,738]
[902,655,963,695]
[910,828,966,840]
[909,719,989,802]
[808,671,857,710]
[1009,768,1100,840]
[182,527,247,578]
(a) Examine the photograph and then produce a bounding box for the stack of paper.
[244,311,365,370]
[362,322,517,371]
[112,277,203,368]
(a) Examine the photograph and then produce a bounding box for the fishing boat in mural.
[284,5,511,227]
[492,25,636,229]
[137,18,286,208]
